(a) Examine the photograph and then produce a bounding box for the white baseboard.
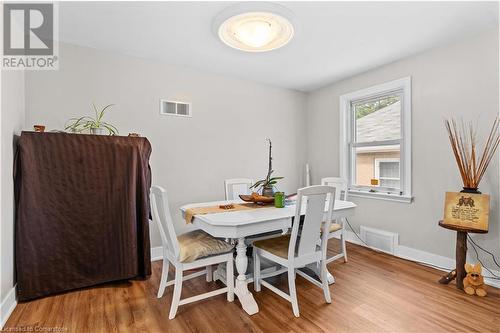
[395,245,455,270]
[339,230,500,289]
[151,246,163,262]
[1,286,17,329]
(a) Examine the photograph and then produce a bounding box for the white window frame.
[374,158,400,187]
[339,77,412,203]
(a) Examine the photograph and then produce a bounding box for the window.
[340,77,412,203]
[375,158,400,188]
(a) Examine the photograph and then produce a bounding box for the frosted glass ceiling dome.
[214,3,296,52]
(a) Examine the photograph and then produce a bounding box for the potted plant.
[65,103,119,135]
[250,139,283,197]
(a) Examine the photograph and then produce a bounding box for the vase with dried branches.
[445,117,500,193]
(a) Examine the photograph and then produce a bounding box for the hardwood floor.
[5,240,500,333]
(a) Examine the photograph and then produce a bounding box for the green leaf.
[101,124,117,135]
[92,102,99,119]
[101,121,119,134]
[268,177,284,182]
[98,104,114,123]
[250,179,266,189]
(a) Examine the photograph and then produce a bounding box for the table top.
[180,199,357,226]
[438,220,488,234]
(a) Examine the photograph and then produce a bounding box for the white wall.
[306,29,499,268]
[1,70,25,319]
[25,43,307,247]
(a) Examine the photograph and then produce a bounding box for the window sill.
[348,189,413,203]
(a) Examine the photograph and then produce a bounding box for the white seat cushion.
[177,230,234,263]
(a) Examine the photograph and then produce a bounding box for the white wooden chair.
[321,177,348,263]
[224,178,254,200]
[150,186,235,319]
[253,185,336,317]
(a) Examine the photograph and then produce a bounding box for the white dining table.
[180,199,356,315]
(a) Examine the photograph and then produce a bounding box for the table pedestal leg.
[234,237,259,315]
[456,231,467,290]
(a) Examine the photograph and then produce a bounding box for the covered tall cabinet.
[14,132,152,301]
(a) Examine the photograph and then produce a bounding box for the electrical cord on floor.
[343,217,451,272]
[467,236,500,280]
[343,217,369,247]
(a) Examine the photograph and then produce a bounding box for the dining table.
[180,198,356,315]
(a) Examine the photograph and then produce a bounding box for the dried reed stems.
[445,118,500,189]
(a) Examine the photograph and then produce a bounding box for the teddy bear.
[463,263,487,297]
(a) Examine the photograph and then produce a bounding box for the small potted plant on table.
[250,139,283,197]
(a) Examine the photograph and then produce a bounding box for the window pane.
[354,145,400,189]
[380,179,400,188]
[379,161,399,178]
[354,95,401,143]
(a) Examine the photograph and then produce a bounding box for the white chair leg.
[253,251,261,292]
[288,268,299,317]
[226,258,234,302]
[206,265,213,282]
[169,268,183,320]
[321,260,332,304]
[157,257,169,298]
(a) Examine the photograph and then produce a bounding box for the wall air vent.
[360,226,398,255]
[160,99,191,117]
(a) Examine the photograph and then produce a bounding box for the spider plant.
[65,103,119,135]
[250,139,284,196]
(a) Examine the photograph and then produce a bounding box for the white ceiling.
[58,1,498,92]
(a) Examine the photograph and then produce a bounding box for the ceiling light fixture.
[214,4,295,52]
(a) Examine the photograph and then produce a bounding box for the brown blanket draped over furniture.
[14,132,152,301]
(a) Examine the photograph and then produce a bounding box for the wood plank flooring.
[5,240,500,333]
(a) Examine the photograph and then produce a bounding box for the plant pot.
[262,186,275,198]
[91,127,106,135]
[460,187,481,194]
[33,125,45,132]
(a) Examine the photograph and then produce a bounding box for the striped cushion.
[177,230,234,263]
[253,235,291,259]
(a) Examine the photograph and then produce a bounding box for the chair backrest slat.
[288,185,335,260]
[321,177,348,201]
[150,186,180,260]
[224,178,253,200]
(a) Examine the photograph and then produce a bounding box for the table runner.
[14,132,152,301]
[185,203,272,224]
